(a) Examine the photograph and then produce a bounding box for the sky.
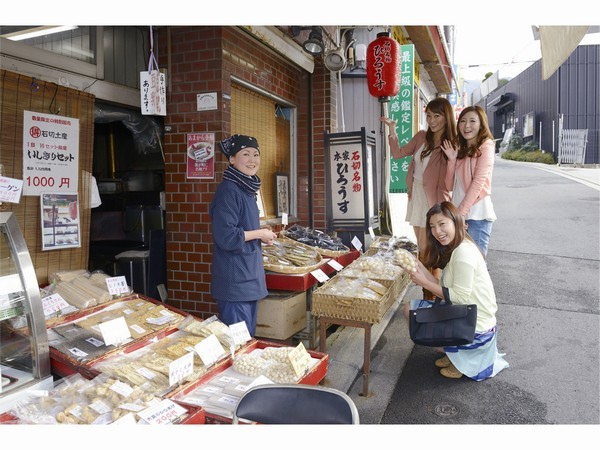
[455,24,600,83]
[454,25,542,82]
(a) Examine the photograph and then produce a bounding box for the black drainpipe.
[308,73,314,229]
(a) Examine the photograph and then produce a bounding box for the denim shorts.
[466,219,493,256]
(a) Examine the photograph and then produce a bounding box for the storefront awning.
[488,94,513,110]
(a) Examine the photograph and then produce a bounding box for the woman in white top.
[442,106,497,256]
[406,202,508,380]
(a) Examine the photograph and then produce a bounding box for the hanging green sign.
[388,44,415,193]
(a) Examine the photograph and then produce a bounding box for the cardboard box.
[255,290,307,340]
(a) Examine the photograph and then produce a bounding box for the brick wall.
[157,26,335,318]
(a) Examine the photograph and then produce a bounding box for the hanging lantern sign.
[366,32,401,103]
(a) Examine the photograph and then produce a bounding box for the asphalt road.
[351,158,599,444]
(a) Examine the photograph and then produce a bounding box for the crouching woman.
[405,201,509,380]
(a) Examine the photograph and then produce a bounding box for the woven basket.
[263,238,323,274]
[279,232,350,258]
[311,272,410,324]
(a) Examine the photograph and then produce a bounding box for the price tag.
[169,351,194,386]
[288,342,312,378]
[41,293,70,316]
[105,276,129,295]
[194,334,226,367]
[368,227,375,239]
[310,268,329,283]
[351,235,363,251]
[137,399,187,425]
[327,259,344,271]
[281,212,288,226]
[230,321,251,346]
[98,316,131,346]
[246,374,274,389]
[110,380,135,397]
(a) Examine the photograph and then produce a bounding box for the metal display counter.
[0,212,54,414]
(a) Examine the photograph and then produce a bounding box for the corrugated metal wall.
[480,45,599,164]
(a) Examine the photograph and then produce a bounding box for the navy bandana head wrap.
[218,134,260,158]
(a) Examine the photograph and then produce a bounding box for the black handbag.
[409,297,477,347]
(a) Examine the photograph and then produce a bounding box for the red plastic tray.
[168,339,329,424]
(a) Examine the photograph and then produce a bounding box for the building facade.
[0,25,454,318]
[477,45,599,165]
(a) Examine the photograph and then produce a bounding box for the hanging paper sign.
[140,70,166,116]
[140,31,166,116]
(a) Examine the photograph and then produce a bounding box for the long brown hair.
[456,106,494,159]
[422,97,457,161]
[423,201,474,269]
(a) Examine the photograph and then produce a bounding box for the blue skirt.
[410,299,509,381]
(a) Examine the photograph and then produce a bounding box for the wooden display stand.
[264,250,360,349]
[319,317,372,396]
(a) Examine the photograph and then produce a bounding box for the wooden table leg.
[361,323,371,397]
[319,318,328,354]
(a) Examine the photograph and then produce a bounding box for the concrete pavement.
[317,158,600,425]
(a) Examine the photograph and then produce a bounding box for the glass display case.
[0,212,53,413]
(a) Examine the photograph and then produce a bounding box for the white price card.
[368,227,375,239]
[327,259,344,271]
[194,334,226,367]
[310,268,329,283]
[169,351,194,386]
[98,316,131,346]
[288,342,312,378]
[281,212,288,226]
[137,399,187,425]
[230,321,251,346]
[351,235,363,251]
[41,293,70,316]
[105,276,129,295]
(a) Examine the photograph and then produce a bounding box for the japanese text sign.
[22,111,79,196]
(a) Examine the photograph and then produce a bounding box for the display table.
[319,317,372,396]
[315,272,411,396]
[264,250,361,348]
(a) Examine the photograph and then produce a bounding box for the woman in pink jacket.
[442,106,497,256]
[381,97,457,298]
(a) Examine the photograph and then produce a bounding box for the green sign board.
[388,44,415,193]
